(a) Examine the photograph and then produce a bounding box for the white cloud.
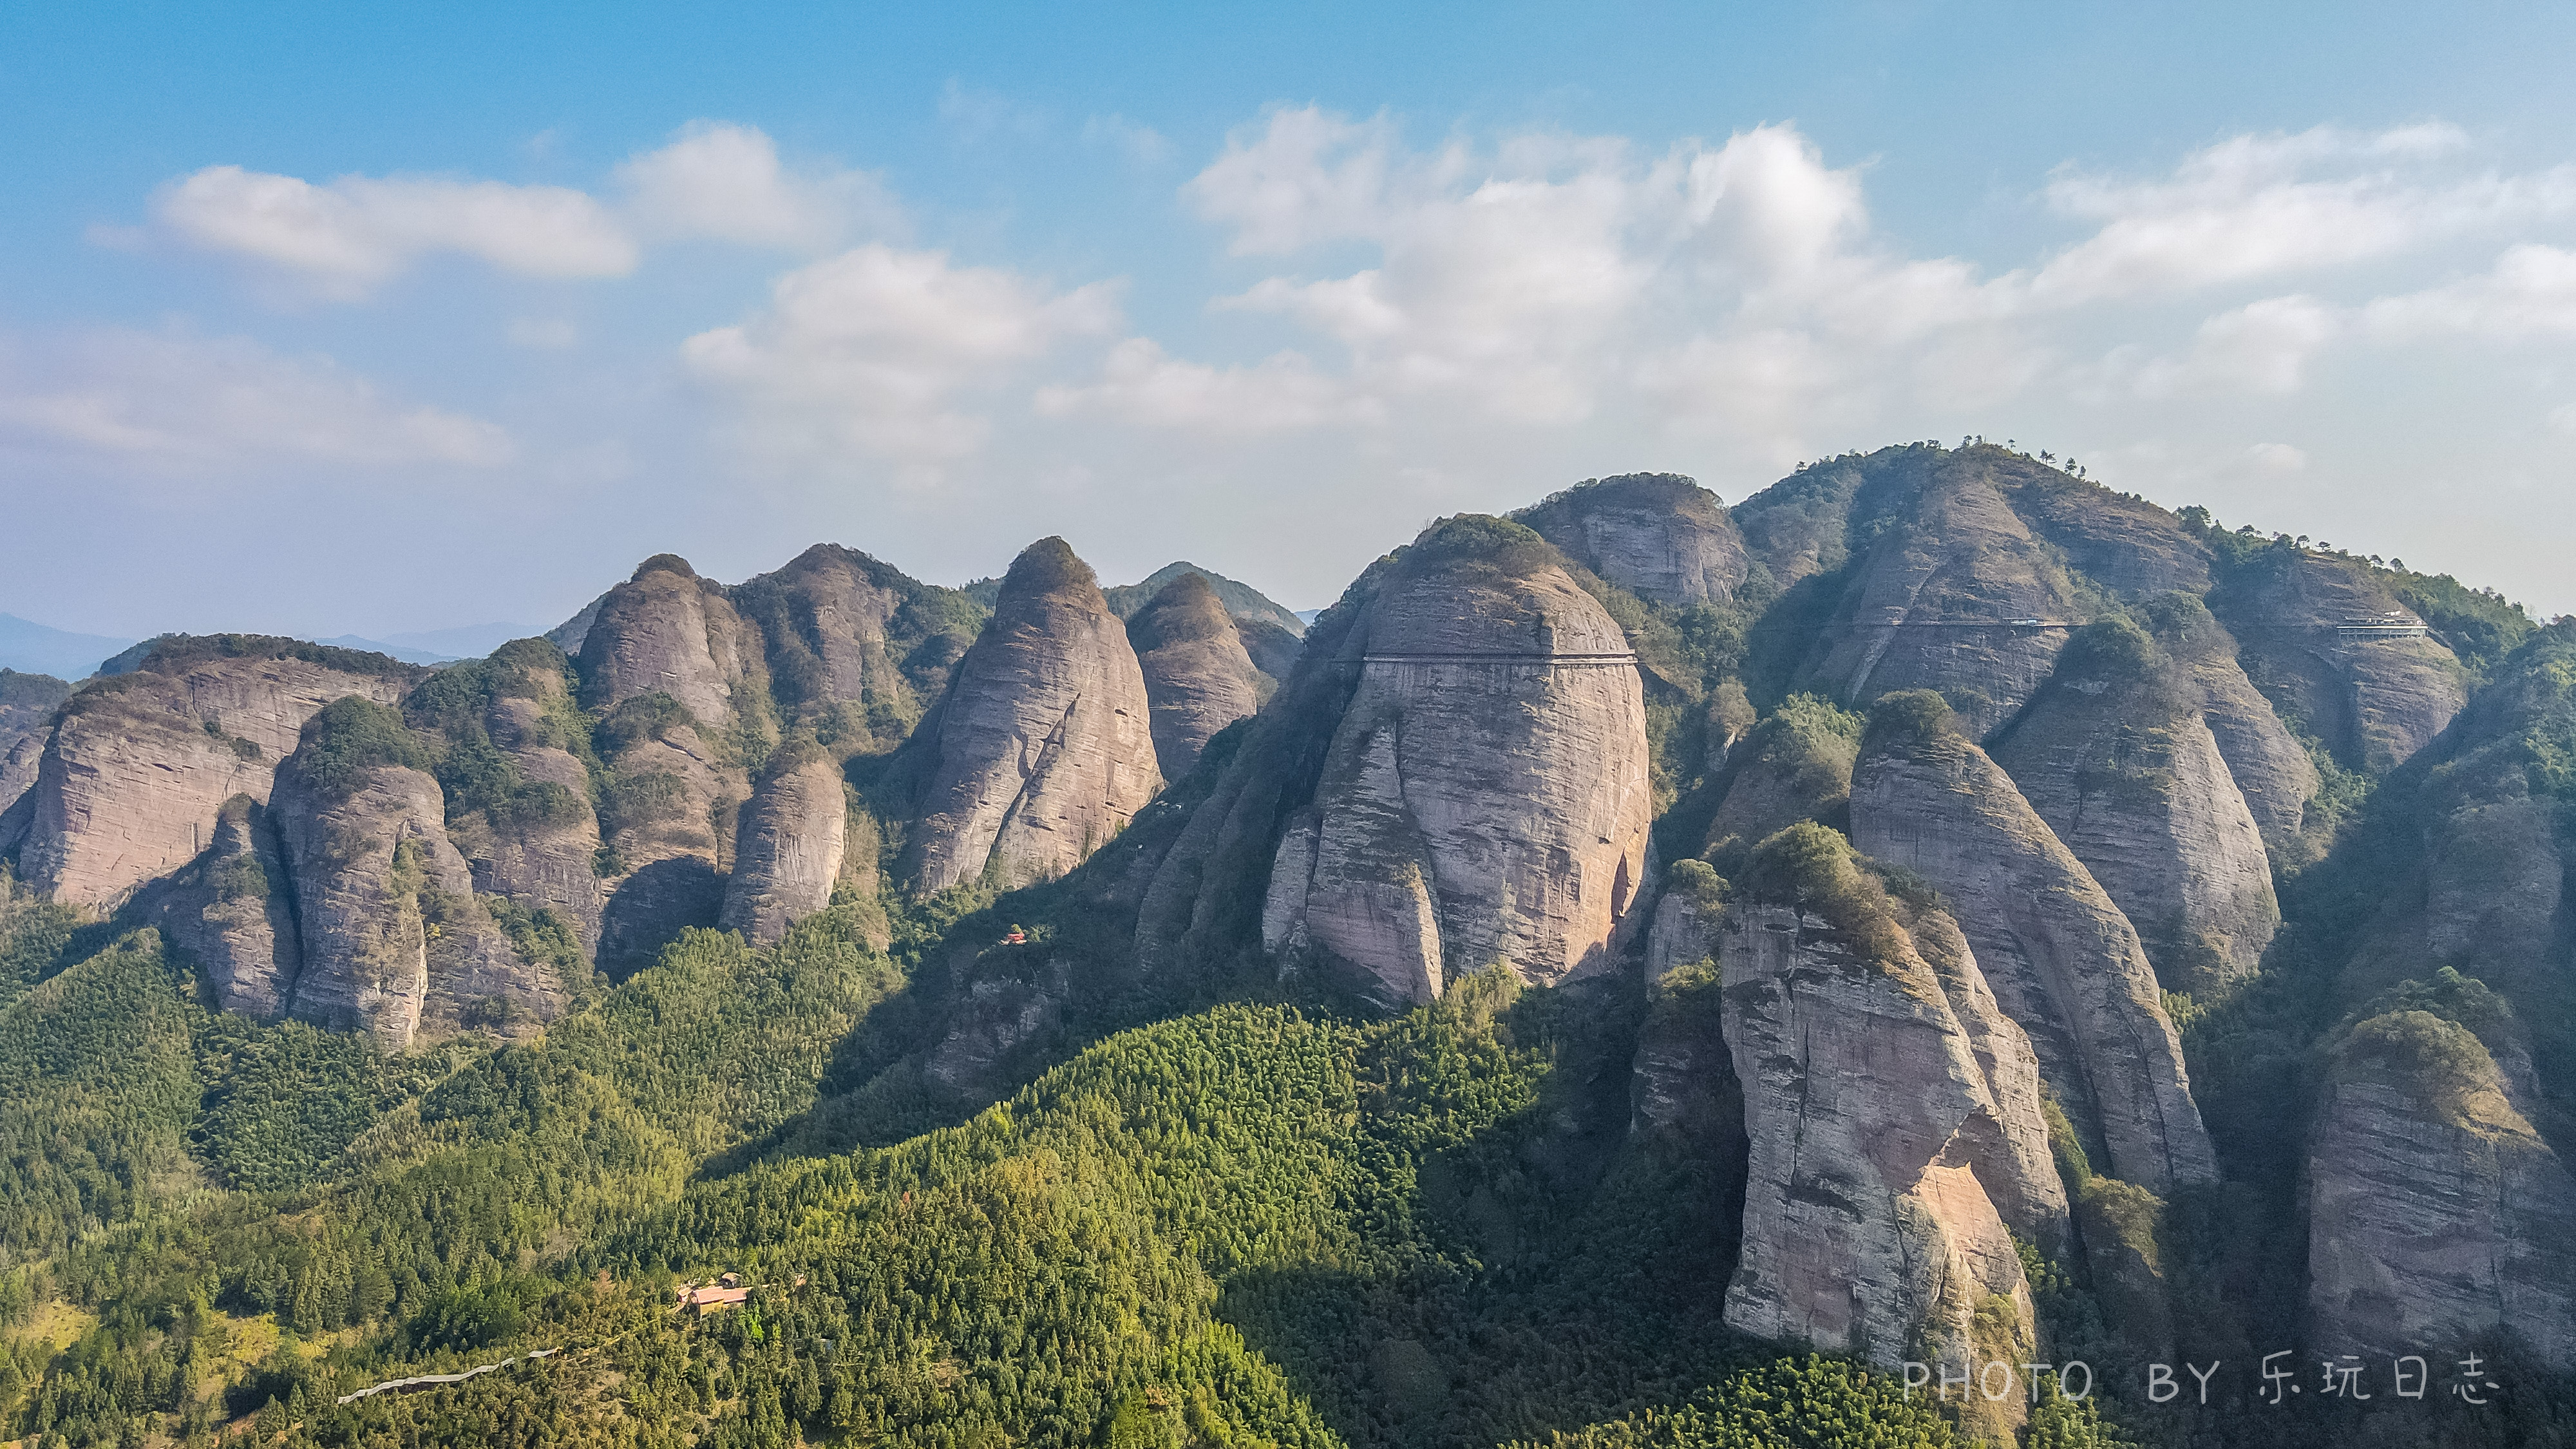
[2551,402,2576,438]
[682,243,1120,468]
[2363,243,2576,339]
[616,121,898,251]
[156,164,636,297]
[2132,294,2345,396]
[2031,125,2576,303]
[0,330,511,470]
[1036,338,1370,432]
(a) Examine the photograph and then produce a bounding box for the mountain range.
[0,442,2567,1448]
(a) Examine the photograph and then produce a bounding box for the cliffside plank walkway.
[334,1347,560,1405]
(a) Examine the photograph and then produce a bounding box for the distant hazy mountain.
[0,613,139,679]
[310,634,462,666]
[382,623,540,658]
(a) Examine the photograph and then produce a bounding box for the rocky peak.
[1851,692,2218,1195]
[721,742,849,945]
[1700,694,1863,868]
[2307,1003,2576,1365]
[1716,825,2050,1438]
[2211,541,2465,773]
[10,638,420,906]
[1796,453,2097,737]
[270,697,569,1050]
[1127,573,1265,781]
[576,552,766,728]
[1515,472,1750,607]
[404,639,604,952]
[1989,603,2286,994]
[895,537,1161,895]
[142,793,299,1019]
[1256,516,1654,1003]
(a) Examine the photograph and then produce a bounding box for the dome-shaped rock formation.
[1990,605,2286,994]
[1851,692,2217,1195]
[1128,573,1265,781]
[576,554,767,725]
[271,699,570,1050]
[1716,828,2061,1440]
[10,638,420,907]
[895,538,1161,895]
[2211,544,2465,773]
[721,743,848,945]
[1515,473,1750,607]
[1258,518,1656,1004]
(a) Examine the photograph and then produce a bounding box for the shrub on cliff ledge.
[286,696,431,800]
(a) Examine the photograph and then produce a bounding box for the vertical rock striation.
[895,538,1162,895]
[1990,606,2285,994]
[1515,473,1750,606]
[1258,519,1655,1004]
[1799,457,2096,737]
[2211,544,2465,773]
[2307,1008,2576,1366]
[10,639,419,906]
[1851,692,2217,1195]
[1716,828,2059,1435]
[1128,573,1266,781]
[721,743,848,945]
[576,554,768,726]
[146,793,300,1019]
[271,699,567,1050]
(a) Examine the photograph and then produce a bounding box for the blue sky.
[5,3,2575,639]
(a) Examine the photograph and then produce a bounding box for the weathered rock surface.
[1515,473,1750,606]
[1989,465,2211,600]
[1718,886,2040,1432]
[1991,611,2282,994]
[592,714,741,978]
[1128,573,1265,781]
[0,670,68,819]
[2211,545,2465,773]
[2307,1009,2576,1365]
[896,538,1162,895]
[1851,694,2218,1195]
[728,543,987,745]
[418,641,605,952]
[11,640,419,906]
[0,732,43,848]
[1235,618,1303,688]
[721,745,848,945]
[1799,456,2094,737]
[272,703,569,1050]
[576,554,767,726]
[1260,520,1656,1004]
[146,794,299,1019]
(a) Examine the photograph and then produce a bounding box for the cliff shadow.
[596,857,723,981]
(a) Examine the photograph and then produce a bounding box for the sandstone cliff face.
[1800,457,2094,737]
[12,641,418,906]
[1988,464,2211,600]
[1260,522,1655,1004]
[2212,545,2465,773]
[0,733,42,846]
[721,746,848,945]
[576,554,767,726]
[1128,573,1265,781]
[1991,611,2283,995]
[592,714,741,978]
[417,642,605,952]
[0,671,66,820]
[1851,695,2218,1195]
[898,538,1162,895]
[1516,473,1750,606]
[147,794,299,1019]
[2307,1009,2576,1365]
[728,543,990,744]
[271,705,568,1050]
[1235,618,1303,686]
[1718,893,2038,1430]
